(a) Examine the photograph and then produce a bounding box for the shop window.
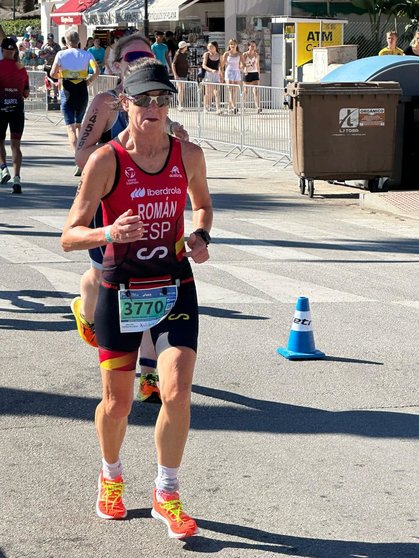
[236,16,272,72]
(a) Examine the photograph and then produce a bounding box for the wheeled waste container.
[286,81,402,197]
[323,56,419,191]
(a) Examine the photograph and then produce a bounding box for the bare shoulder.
[87,142,116,167]
[180,140,204,163]
[89,90,117,111]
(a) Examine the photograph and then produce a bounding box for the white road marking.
[30,265,80,300]
[185,220,320,261]
[30,215,67,230]
[0,235,69,263]
[211,263,374,303]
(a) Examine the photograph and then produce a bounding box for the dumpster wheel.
[307,179,314,198]
[299,178,315,197]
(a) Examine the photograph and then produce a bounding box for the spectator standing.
[151,31,171,72]
[165,31,177,62]
[243,40,261,113]
[378,31,404,55]
[39,32,61,101]
[88,37,106,73]
[104,36,118,75]
[84,37,94,50]
[61,37,68,50]
[404,31,419,56]
[0,24,5,61]
[202,41,222,113]
[221,38,244,114]
[172,40,190,110]
[0,37,29,194]
[50,29,99,155]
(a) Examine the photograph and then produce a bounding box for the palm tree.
[351,0,402,52]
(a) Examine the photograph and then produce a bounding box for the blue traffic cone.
[277,297,325,360]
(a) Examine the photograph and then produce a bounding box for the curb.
[359,191,419,220]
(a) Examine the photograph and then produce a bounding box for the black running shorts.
[95,277,199,355]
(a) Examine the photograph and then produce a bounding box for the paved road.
[0,118,418,558]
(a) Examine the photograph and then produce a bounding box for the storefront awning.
[83,0,145,26]
[51,0,99,26]
[148,0,200,22]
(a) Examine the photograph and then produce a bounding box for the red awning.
[50,0,99,25]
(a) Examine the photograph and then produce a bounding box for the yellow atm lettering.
[296,22,343,66]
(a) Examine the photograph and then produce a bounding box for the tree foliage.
[1,18,41,37]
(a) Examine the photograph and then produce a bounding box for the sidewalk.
[360,190,419,220]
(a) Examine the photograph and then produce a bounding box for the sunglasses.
[122,50,154,63]
[126,94,172,108]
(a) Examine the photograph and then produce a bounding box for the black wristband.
[193,228,211,246]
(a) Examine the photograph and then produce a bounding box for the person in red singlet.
[61,58,213,538]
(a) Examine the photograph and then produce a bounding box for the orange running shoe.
[138,372,161,404]
[151,488,199,538]
[70,296,98,348]
[96,471,127,520]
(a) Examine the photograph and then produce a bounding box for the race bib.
[118,285,177,333]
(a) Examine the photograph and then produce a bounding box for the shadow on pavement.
[211,235,419,257]
[183,519,419,557]
[0,289,75,332]
[1,385,417,439]
[200,306,269,320]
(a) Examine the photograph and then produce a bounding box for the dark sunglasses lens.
[157,95,171,107]
[133,95,170,107]
[135,96,151,107]
[123,50,154,63]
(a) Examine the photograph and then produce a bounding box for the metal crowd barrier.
[26,70,48,115]
[88,75,119,100]
[168,80,291,163]
[25,73,290,163]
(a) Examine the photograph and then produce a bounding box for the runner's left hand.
[185,232,209,263]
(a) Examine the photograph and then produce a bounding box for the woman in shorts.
[202,41,222,113]
[221,39,244,114]
[243,40,261,113]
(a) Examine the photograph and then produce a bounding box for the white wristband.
[104,225,113,243]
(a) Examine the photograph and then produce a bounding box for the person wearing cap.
[172,41,190,111]
[50,29,99,154]
[72,32,189,406]
[61,57,212,538]
[0,37,29,193]
[39,33,61,101]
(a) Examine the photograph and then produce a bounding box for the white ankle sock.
[155,465,179,493]
[102,458,123,479]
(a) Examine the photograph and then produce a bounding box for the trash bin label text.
[337,107,385,135]
[359,108,385,127]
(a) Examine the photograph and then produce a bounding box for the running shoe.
[151,489,199,539]
[1,167,11,184]
[96,471,127,520]
[12,177,21,194]
[73,166,82,177]
[138,372,161,404]
[70,296,98,348]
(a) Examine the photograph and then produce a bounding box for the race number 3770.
[118,285,178,333]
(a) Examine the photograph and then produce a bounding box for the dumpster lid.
[321,55,419,96]
[286,81,402,97]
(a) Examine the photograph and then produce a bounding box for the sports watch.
[193,228,211,246]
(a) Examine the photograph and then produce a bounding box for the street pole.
[143,0,149,39]
[13,0,16,20]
